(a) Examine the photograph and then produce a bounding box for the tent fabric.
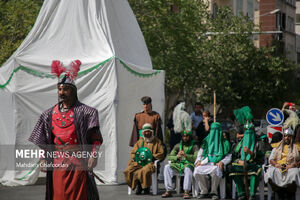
[0,0,164,186]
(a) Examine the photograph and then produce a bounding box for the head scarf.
[234,106,255,161]
[173,102,192,133]
[201,122,231,163]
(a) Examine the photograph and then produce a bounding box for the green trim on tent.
[0,57,161,89]
[16,160,40,180]
[117,58,161,77]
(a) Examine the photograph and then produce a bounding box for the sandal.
[161,191,173,198]
[183,191,191,199]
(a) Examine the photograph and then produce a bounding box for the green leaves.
[0,0,297,113]
[129,1,297,112]
[0,0,43,66]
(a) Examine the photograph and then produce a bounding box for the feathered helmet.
[51,60,81,89]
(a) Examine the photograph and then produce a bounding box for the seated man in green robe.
[162,130,198,199]
[229,106,262,200]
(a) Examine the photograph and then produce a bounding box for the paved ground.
[0,179,267,200]
[0,182,201,200]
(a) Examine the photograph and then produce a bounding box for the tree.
[128,0,210,92]
[0,1,297,117]
[129,2,296,117]
[128,0,211,117]
[200,7,296,115]
[0,0,43,66]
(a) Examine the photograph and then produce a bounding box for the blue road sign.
[266,108,284,125]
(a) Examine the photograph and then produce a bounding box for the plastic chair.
[175,173,197,197]
[193,174,227,199]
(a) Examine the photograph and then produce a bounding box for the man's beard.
[145,135,154,143]
[58,94,68,103]
[58,91,77,104]
[182,139,191,145]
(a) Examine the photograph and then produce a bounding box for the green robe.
[229,131,261,198]
[201,122,231,163]
[168,140,198,174]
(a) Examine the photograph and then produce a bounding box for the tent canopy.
[0,0,164,185]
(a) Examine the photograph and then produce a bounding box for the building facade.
[209,0,297,63]
[295,0,300,63]
[260,0,296,62]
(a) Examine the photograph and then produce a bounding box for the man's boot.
[135,181,142,195]
[143,187,150,195]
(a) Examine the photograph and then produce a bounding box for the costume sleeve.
[221,154,232,165]
[29,112,50,149]
[155,115,164,143]
[130,141,139,160]
[89,130,102,157]
[152,140,165,161]
[194,148,204,164]
[185,145,198,163]
[129,115,139,147]
[87,108,100,130]
[87,109,103,145]
[168,145,179,162]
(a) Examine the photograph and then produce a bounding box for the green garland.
[16,160,40,181]
[118,58,161,77]
[0,57,162,89]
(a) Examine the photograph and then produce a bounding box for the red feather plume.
[66,60,81,81]
[51,60,66,77]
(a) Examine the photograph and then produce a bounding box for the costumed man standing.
[229,106,261,200]
[162,130,198,199]
[129,96,163,147]
[194,122,232,200]
[124,123,165,195]
[29,60,103,200]
[264,128,300,199]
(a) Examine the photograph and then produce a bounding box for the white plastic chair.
[193,175,227,199]
[175,173,197,197]
[128,160,159,195]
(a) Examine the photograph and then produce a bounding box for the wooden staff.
[243,150,250,199]
[213,90,216,122]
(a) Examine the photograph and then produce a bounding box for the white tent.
[0,0,164,186]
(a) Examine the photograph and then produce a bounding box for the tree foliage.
[0,0,296,116]
[128,0,210,93]
[200,8,295,111]
[129,1,296,115]
[0,0,43,66]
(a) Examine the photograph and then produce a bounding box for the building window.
[296,14,300,24]
[212,3,218,18]
[246,0,254,19]
[297,53,300,64]
[236,0,243,16]
[276,12,286,31]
